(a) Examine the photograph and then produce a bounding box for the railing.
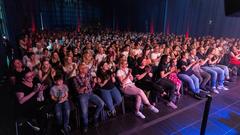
[200,95,213,135]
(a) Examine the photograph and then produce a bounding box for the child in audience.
[50,74,71,135]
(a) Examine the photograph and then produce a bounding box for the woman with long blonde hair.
[116,58,159,119]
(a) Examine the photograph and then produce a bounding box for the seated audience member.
[50,74,71,135]
[141,46,152,65]
[201,48,229,93]
[9,59,25,85]
[50,51,63,74]
[132,43,142,57]
[106,55,117,72]
[189,49,211,92]
[73,47,81,63]
[121,45,130,58]
[15,68,47,131]
[117,58,159,119]
[42,48,51,60]
[127,50,138,69]
[134,56,176,108]
[59,46,68,64]
[107,46,117,59]
[25,52,41,72]
[82,51,97,77]
[22,47,33,66]
[163,47,172,55]
[63,56,77,80]
[96,61,122,116]
[229,45,240,66]
[150,45,161,67]
[73,63,104,133]
[38,59,56,102]
[171,45,181,59]
[177,52,204,99]
[33,42,43,60]
[168,59,182,96]
[19,35,32,57]
[156,55,179,108]
[214,47,231,81]
[95,47,107,65]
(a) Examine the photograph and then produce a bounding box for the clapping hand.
[161,91,167,97]
[59,97,66,103]
[111,73,116,78]
[182,66,187,71]
[145,66,151,73]
[73,64,76,70]
[34,83,47,93]
[51,68,56,77]
[39,84,47,91]
[170,67,176,72]
[127,69,132,76]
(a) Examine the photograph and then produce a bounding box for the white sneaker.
[26,121,40,131]
[135,111,146,119]
[149,105,159,113]
[217,86,229,91]
[167,102,178,109]
[212,87,219,94]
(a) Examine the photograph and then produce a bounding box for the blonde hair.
[82,51,93,64]
[78,63,88,70]
[119,57,127,67]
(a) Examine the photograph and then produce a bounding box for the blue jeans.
[100,86,122,112]
[77,92,104,127]
[55,101,71,129]
[178,74,200,94]
[217,65,230,79]
[202,66,225,87]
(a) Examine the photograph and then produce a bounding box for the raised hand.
[39,84,47,91]
[34,83,41,93]
[73,64,76,70]
[128,68,132,76]
[51,68,56,77]
[170,67,176,72]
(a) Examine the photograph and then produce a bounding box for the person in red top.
[229,46,240,66]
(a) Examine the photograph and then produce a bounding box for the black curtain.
[167,0,240,37]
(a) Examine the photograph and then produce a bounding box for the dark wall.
[39,0,101,30]
[102,0,240,37]
[102,0,166,32]
[4,0,102,41]
[167,0,240,38]
[4,0,27,41]
[4,0,240,39]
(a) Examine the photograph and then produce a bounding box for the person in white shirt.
[95,47,107,64]
[33,42,43,60]
[121,45,130,57]
[151,45,161,66]
[117,58,159,119]
[63,56,77,80]
[132,43,142,57]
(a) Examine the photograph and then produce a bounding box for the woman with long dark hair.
[134,57,171,107]
[155,55,178,108]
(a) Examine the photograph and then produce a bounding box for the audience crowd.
[10,29,240,134]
